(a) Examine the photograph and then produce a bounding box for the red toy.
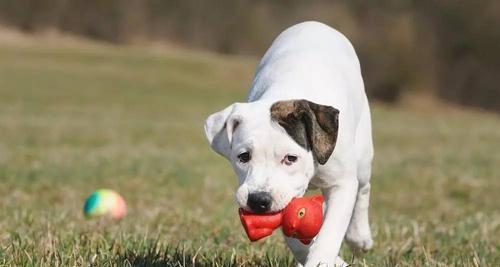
[239,209,282,241]
[238,195,325,244]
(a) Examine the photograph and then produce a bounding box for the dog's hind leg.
[345,181,373,251]
[345,103,374,251]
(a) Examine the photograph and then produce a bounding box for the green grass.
[0,38,498,266]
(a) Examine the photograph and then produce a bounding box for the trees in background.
[0,0,498,111]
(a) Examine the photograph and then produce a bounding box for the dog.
[204,21,373,267]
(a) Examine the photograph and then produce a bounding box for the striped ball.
[83,189,127,219]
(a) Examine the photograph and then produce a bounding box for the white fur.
[205,21,373,267]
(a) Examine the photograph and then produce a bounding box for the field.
[0,35,499,266]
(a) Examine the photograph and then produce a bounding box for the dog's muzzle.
[247,191,273,213]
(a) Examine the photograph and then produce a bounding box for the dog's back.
[248,21,367,129]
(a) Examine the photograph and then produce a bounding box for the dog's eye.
[238,152,251,163]
[298,207,306,218]
[283,154,298,166]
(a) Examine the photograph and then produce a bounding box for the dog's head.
[204,99,339,213]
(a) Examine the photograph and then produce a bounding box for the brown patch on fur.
[270,100,339,165]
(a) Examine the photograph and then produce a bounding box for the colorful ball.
[83,189,127,219]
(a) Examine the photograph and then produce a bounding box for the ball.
[83,189,127,219]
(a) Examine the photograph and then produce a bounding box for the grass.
[0,36,498,266]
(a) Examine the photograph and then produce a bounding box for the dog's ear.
[204,103,242,158]
[270,100,339,165]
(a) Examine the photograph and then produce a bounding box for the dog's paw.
[345,230,373,252]
[335,257,350,267]
[303,258,349,267]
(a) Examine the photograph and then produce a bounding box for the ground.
[0,35,498,266]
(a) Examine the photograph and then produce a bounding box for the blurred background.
[1,0,499,110]
[0,1,499,266]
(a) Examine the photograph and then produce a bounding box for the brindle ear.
[270,100,339,165]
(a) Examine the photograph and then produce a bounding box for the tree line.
[0,0,498,111]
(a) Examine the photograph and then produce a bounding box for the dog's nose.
[247,191,272,213]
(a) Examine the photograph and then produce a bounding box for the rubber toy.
[238,195,324,244]
[239,209,282,241]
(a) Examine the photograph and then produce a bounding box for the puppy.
[204,21,373,267]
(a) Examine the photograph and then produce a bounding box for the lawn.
[0,36,498,266]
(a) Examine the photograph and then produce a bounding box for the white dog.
[204,21,373,267]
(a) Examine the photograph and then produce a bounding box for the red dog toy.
[239,195,324,244]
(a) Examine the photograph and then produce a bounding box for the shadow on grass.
[117,244,293,267]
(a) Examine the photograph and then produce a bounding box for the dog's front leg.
[285,236,349,267]
[304,177,358,267]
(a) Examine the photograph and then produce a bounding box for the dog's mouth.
[240,207,283,215]
[237,187,303,214]
[240,196,293,214]
[240,205,284,214]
